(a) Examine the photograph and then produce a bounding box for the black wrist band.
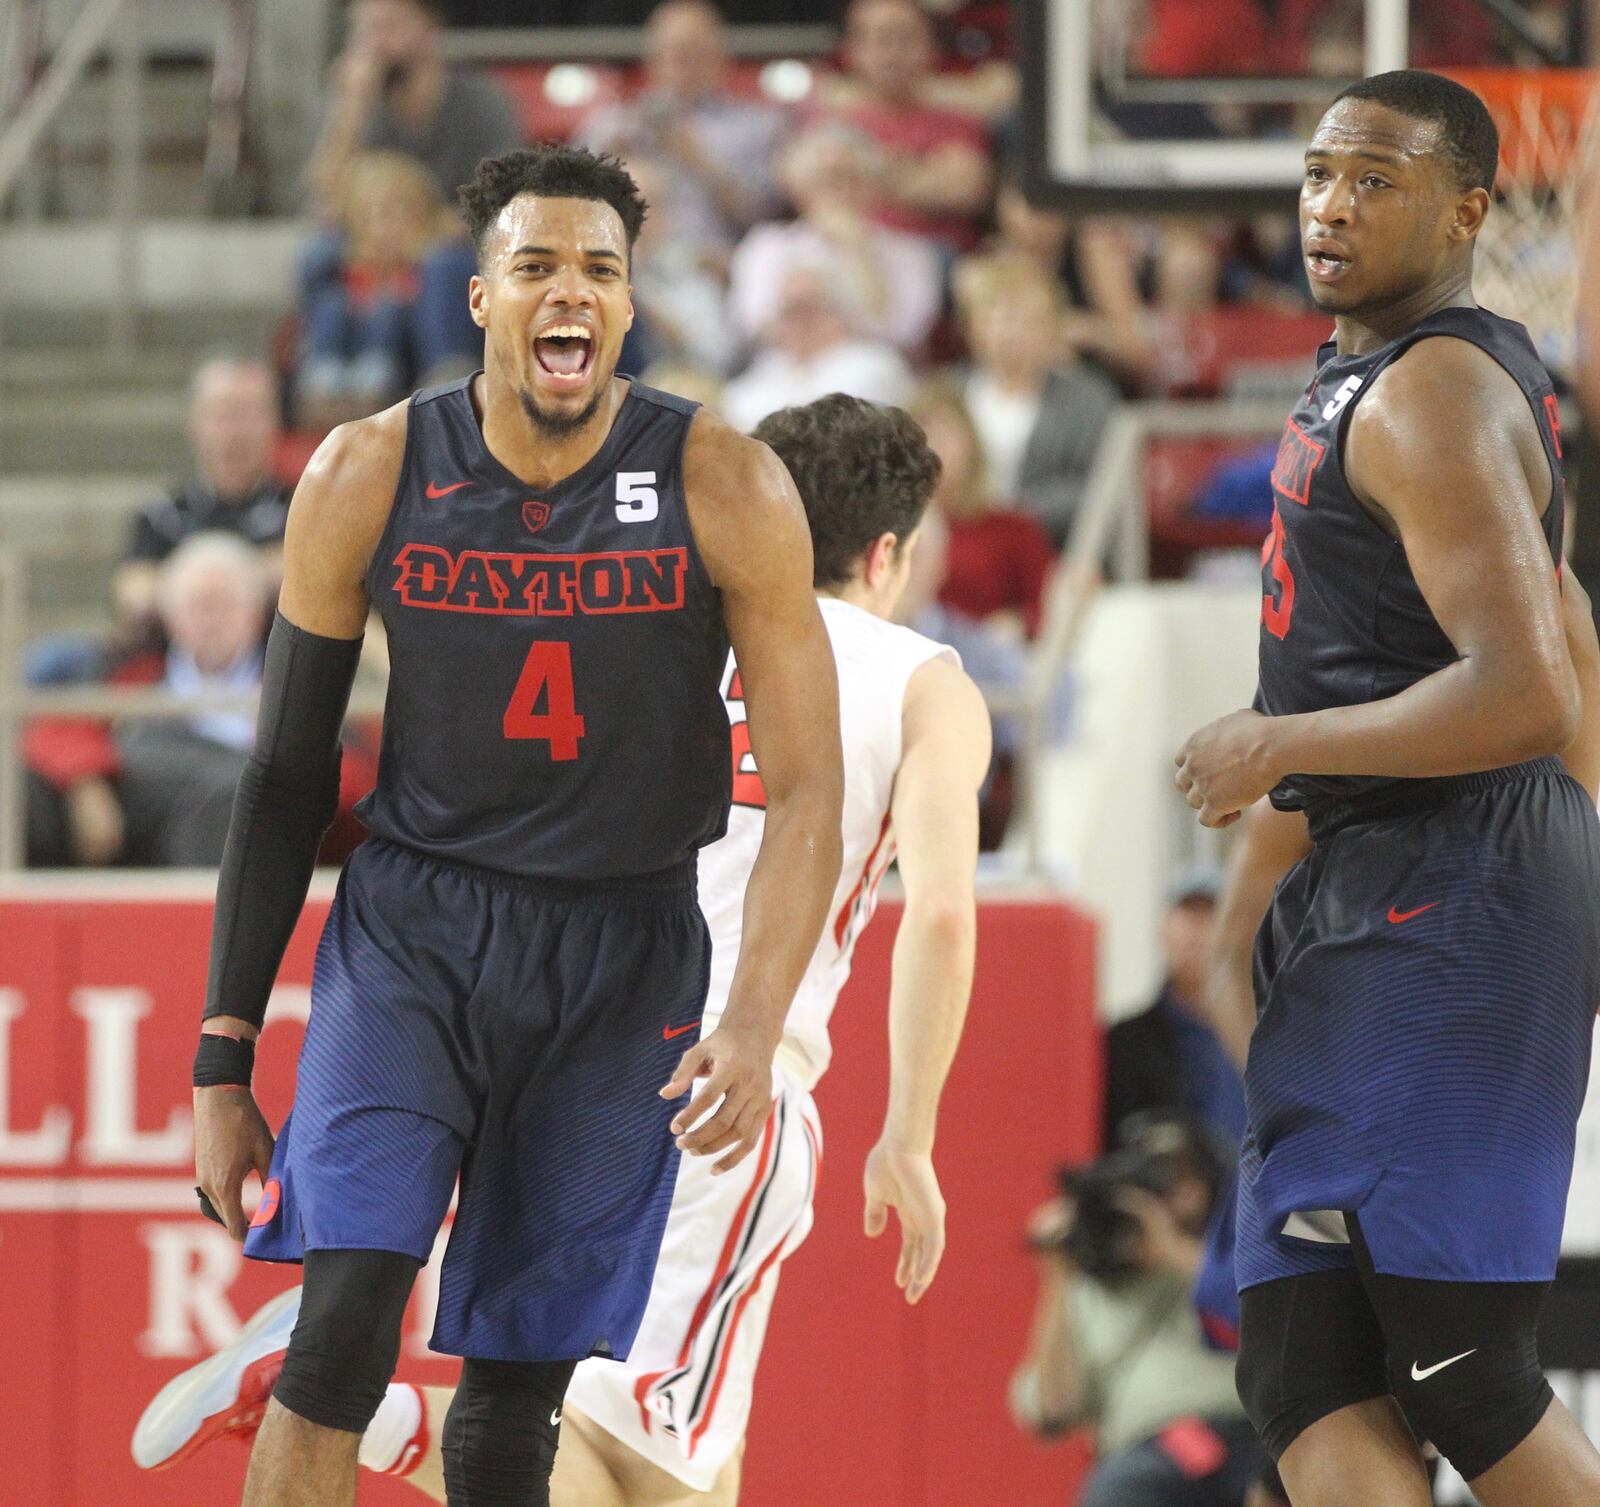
[193,1032,256,1088]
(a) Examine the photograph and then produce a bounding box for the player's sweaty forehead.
[1307,98,1443,175]
[485,194,630,272]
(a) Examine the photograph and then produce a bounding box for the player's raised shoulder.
[1346,333,1544,523]
[1355,333,1528,446]
[903,655,992,780]
[278,397,411,635]
[682,407,811,592]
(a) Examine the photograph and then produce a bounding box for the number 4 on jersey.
[504,641,586,760]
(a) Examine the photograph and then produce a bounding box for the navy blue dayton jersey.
[356,377,732,879]
[1255,305,1565,814]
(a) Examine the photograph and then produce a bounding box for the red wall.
[0,888,1099,1507]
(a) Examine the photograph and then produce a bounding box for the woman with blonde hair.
[952,255,1122,548]
[907,379,1055,640]
[297,150,473,429]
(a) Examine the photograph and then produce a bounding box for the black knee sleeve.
[1236,1270,1392,1461]
[1366,1268,1554,1481]
[442,1356,579,1507]
[272,1249,420,1433]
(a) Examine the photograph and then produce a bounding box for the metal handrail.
[0,0,126,202]
[1011,399,1290,868]
[0,0,142,350]
[0,0,49,127]
[203,0,255,202]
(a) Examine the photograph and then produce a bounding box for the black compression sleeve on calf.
[202,612,362,1031]
[442,1358,577,1506]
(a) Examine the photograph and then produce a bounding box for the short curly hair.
[458,145,649,266]
[754,394,941,589]
[1333,70,1500,193]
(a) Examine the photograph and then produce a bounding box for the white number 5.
[615,471,659,523]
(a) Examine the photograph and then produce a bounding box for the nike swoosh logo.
[425,480,472,499]
[1387,902,1440,925]
[1411,1349,1476,1381]
[662,1021,698,1041]
[550,1408,562,1426]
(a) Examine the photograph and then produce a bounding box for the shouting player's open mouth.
[1304,237,1352,284]
[533,321,597,393]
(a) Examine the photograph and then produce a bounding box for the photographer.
[1011,1115,1264,1507]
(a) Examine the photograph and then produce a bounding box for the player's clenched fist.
[193,1086,275,1243]
[1175,708,1283,829]
[660,1022,778,1175]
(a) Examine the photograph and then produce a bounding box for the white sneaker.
[132,1286,302,1470]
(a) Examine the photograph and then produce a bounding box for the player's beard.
[518,381,608,439]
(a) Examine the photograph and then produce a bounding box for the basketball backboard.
[1019,0,1412,212]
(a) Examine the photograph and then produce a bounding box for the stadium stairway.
[0,219,299,632]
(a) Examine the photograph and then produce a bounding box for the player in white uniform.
[133,395,992,1505]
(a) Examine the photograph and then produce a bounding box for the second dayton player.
[1177,71,1600,1507]
[136,394,990,1505]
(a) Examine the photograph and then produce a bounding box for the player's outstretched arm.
[662,414,845,1174]
[864,656,991,1304]
[1178,338,1578,827]
[1201,799,1312,1072]
[194,406,406,1241]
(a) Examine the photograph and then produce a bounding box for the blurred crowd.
[19,0,1544,873]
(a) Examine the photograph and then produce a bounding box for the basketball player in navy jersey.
[1176,72,1600,1507]
[188,146,844,1507]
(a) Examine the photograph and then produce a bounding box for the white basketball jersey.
[697,596,957,1090]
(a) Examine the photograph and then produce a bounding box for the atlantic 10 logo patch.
[522,499,551,534]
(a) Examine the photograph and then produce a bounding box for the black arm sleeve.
[202,611,363,1029]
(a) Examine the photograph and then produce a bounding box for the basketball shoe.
[131,1287,300,1469]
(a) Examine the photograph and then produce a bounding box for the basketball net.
[1445,68,1600,381]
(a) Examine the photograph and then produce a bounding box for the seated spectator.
[1013,1114,1263,1507]
[306,0,522,216]
[25,535,377,869]
[954,257,1122,546]
[1101,870,1246,1153]
[721,267,913,433]
[302,0,517,395]
[907,381,1054,638]
[114,358,291,635]
[297,151,470,429]
[619,153,740,377]
[987,178,1154,388]
[730,123,942,357]
[817,0,993,258]
[577,0,787,259]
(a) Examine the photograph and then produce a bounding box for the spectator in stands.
[302,0,518,395]
[729,123,942,356]
[112,536,271,867]
[907,380,1054,638]
[819,0,993,257]
[577,0,787,259]
[619,153,740,377]
[1012,1114,1263,1507]
[1100,870,1246,1152]
[721,265,913,432]
[114,358,291,633]
[954,256,1122,546]
[987,177,1156,388]
[306,0,522,215]
[24,536,377,869]
[297,151,476,430]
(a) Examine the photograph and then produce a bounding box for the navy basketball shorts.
[1236,759,1600,1293]
[245,838,710,1363]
